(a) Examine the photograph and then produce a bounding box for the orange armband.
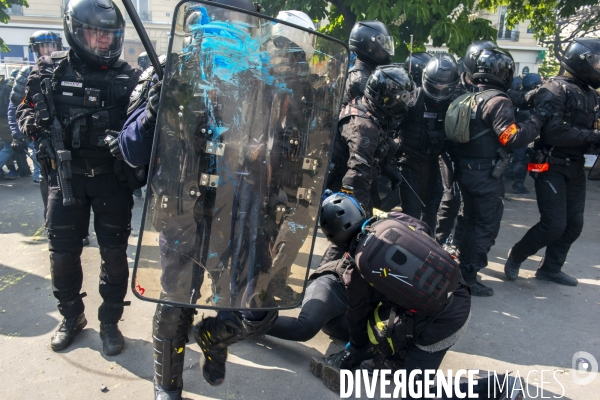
[498,124,517,145]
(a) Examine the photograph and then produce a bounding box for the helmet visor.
[68,17,124,62]
[375,34,395,56]
[37,42,58,57]
[587,52,600,74]
[423,76,458,102]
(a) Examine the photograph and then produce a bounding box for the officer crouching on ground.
[310,193,522,399]
[16,0,141,354]
[504,38,600,286]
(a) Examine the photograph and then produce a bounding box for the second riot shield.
[132,0,349,310]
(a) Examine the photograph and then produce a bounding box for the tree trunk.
[329,0,357,37]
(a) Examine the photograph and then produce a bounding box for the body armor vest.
[39,51,135,159]
[458,90,508,159]
[543,77,600,158]
[398,89,447,160]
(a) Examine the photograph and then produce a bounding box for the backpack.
[353,212,460,316]
[444,89,505,143]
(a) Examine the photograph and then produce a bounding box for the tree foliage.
[0,0,29,52]
[261,0,497,61]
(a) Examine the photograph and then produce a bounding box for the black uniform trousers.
[398,156,439,233]
[510,162,585,273]
[456,160,504,281]
[436,148,464,245]
[46,169,133,322]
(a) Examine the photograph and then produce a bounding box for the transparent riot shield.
[132,0,349,310]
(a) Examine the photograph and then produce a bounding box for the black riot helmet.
[364,65,416,121]
[510,76,522,91]
[561,37,600,89]
[29,31,63,57]
[137,51,150,70]
[521,73,542,90]
[471,48,514,91]
[63,0,125,67]
[349,21,394,66]
[422,53,459,102]
[319,192,367,247]
[404,52,432,87]
[463,40,498,78]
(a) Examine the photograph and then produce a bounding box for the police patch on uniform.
[543,92,552,101]
[502,106,513,117]
[359,137,371,148]
[423,112,437,118]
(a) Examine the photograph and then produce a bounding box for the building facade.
[0,0,172,76]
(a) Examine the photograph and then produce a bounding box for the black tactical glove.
[104,132,124,160]
[11,134,28,153]
[532,102,553,124]
[145,80,162,126]
[32,93,51,129]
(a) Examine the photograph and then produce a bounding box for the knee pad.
[99,245,129,273]
[153,304,196,339]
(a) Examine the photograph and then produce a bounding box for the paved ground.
[1,172,599,399]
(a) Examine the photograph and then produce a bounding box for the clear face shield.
[374,34,395,56]
[68,17,123,62]
[36,42,58,57]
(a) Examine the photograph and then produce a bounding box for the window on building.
[498,7,519,41]
[6,5,24,15]
[126,0,151,22]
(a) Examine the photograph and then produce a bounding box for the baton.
[408,35,414,74]
[399,171,425,207]
[121,0,163,80]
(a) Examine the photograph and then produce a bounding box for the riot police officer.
[117,3,326,399]
[404,51,433,88]
[395,53,459,231]
[343,20,394,106]
[504,38,600,286]
[455,48,550,296]
[322,66,415,265]
[9,31,63,197]
[137,51,150,70]
[435,41,500,250]
[16,0,140,354]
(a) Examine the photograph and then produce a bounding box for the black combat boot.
[535,270,578,286]
[511,183,530,194]
[193,311,277,386]
[466,278,494,297]
[504,251,522,281]
[310,350,358,392]
[51,313,87,351]
[100,322,125,355]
